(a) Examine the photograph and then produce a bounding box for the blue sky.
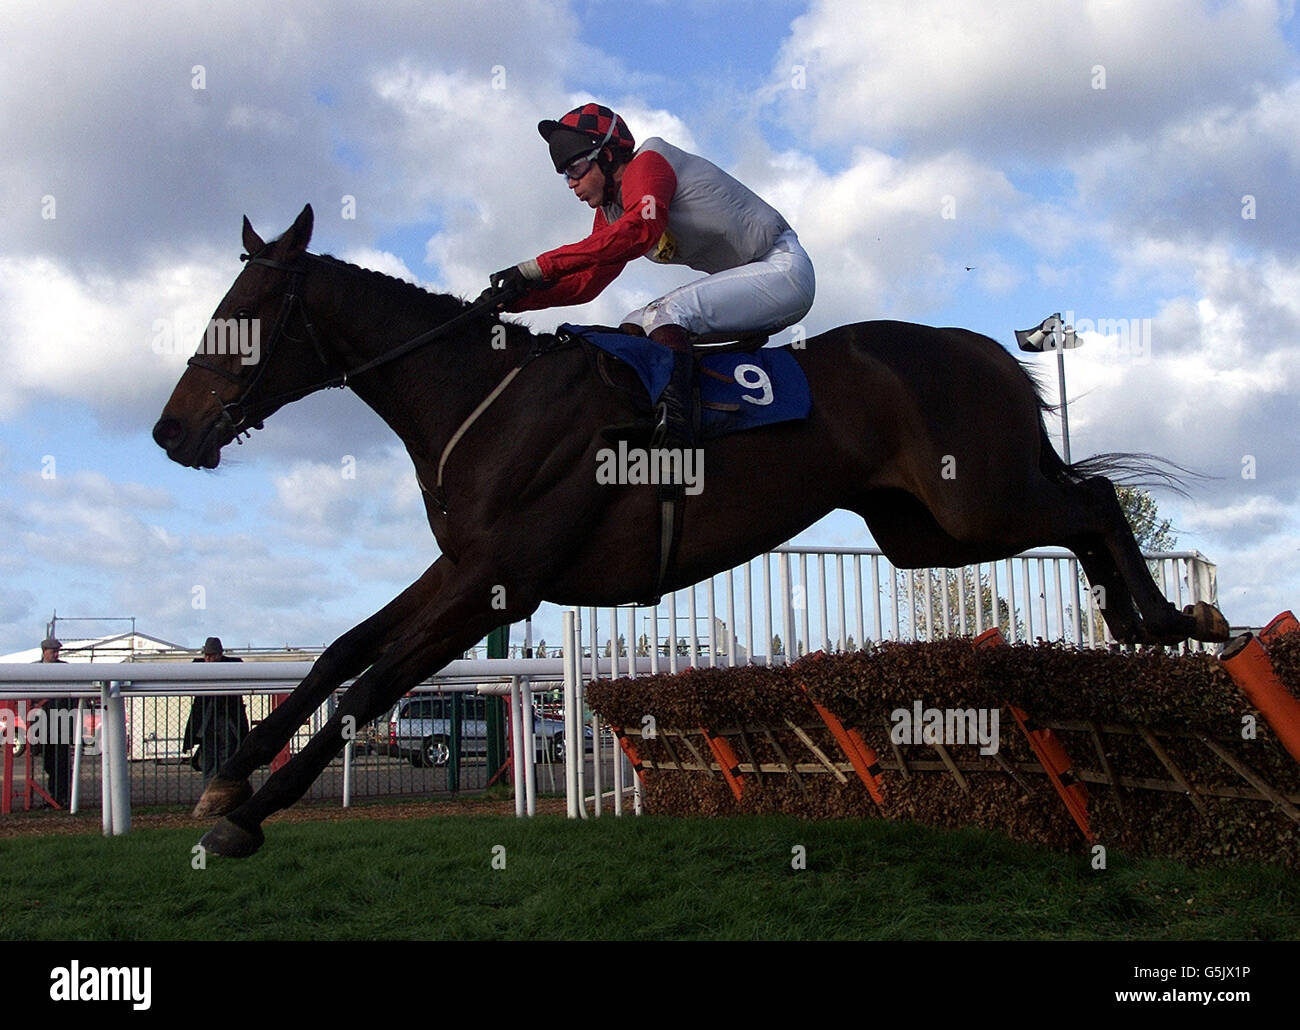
[2,0,1299,656]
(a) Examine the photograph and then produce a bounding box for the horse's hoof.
[199,817,264,859]
[1185,602,1230,643]
[192,777,253,818]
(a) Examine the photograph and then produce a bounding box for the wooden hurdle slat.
[884,716,911,779]
[1137,725,1208,816]
[762,727,806,793]
[783,718,848,784]
[1197,734,1300,827]
[733,727,764,787]
[1087,719,1127,819]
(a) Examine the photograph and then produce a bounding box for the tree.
[1116,486,1177,552]
[898,567,1025,641]
[602,634,628,658]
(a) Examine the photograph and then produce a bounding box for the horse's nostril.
[152,418,183,449]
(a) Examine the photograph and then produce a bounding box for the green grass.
[1,814,1295,940]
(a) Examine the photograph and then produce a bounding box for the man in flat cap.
[34,637,74,808]
[183,637,249,781]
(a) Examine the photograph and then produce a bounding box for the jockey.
[490,102,815,448]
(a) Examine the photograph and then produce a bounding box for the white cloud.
[0,249,236,423]
[774,0,1292,156]
[268,447,425,550]
[3,0,1299,651]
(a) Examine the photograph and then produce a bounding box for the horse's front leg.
[194,558,455,818]
[199,564,540,857]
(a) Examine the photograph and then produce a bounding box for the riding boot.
[649,324,697,449]
[599,323,656,445]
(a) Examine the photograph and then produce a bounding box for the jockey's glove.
[477,261,549,310]
[490,261,545,297]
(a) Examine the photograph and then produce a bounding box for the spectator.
[34,636,73,808]
[183,637,249,781]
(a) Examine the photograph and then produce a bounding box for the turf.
[0,814,1294,941]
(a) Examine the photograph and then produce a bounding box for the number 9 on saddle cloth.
[558,323,810,439]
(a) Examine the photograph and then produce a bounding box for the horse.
[153,204,1229,856]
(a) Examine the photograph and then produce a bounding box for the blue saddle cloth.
[558,323,811,440]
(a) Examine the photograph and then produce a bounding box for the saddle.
[557,323,811,606]
[558,323,810,441]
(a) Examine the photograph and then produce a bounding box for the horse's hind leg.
[994,475,1194,644]
[1072,476,1227,643]
[854,486,1148,642]
[193,559,452,818]
[975,472,1217,644]
[886,458,1221,644]
[1065,536,1142,644]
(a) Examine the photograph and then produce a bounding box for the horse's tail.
[1038,424,1199,498]
[1019,352,1203,497]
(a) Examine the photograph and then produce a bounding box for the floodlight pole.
[1056,344,1071,464]
[1056,342,1083,644]
[1016,314,1084,644]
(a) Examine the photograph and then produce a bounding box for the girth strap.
[431,332,577,513]
[433,364,524,509]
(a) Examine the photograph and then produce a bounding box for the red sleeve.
[507,210,625,311]
[507,150,677,312]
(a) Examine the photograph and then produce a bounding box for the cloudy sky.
[2,0,1297,657]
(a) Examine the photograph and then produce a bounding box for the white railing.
[558,545,1217,818]
[2,546,1216,830]
[562,546,1218,670]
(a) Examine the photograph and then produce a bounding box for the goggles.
[560,154,597,182]
[556,117,620,182]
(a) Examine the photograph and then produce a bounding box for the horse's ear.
[242,215,264,256]
[282,204,314,260]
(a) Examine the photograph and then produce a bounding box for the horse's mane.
[311,251,475,321]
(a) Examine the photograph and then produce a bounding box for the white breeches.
[621,229,815,339]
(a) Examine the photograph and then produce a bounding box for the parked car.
[388,694,587,768]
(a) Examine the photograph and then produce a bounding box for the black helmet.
[537,103,635,173]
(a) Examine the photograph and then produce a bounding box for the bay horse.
[154,205,1228,856]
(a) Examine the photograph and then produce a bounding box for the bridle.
[185,253,334,440]
[186,249,508,439]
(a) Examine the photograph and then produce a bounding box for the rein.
[186,252,512,437]
[189,251,577,509]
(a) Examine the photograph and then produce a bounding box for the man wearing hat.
[182,637,249,781]
[488,102,815,450]
[34,637,73,808]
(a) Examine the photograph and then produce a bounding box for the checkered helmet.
[537,103,635,172]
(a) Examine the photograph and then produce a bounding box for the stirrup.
[651,403,670,448]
